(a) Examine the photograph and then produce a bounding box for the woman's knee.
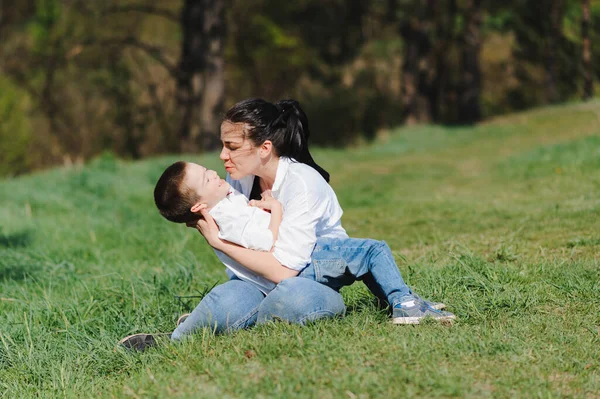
[172,279,264,339]
[257,277,346,325]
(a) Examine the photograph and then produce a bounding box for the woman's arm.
[215,240,298,283]
[194,209,298,283]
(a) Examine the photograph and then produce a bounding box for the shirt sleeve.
[216,206,274,252]
[272,181,320,271]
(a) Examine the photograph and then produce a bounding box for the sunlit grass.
[1,102,599,397]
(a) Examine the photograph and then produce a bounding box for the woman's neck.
[256,156,279,190]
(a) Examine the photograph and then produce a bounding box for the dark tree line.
[0,0,597,176]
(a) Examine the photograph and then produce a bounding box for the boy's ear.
[190,202,208,214]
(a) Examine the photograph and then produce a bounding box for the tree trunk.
[400,0,435,125]
[386,0,397,24]
[199,0,225,151]
[582,0,593,100]
[430,0,457,123]
[545,0,564,103]
[458,0,483,124]
[176,0,225,152]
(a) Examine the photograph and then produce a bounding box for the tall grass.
[1,102,599,397]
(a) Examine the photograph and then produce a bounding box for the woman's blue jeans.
[171,237,412,340]
[171,276,346,340]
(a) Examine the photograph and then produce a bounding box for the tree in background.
[503,0,580,107]
[0,0,598,176]
[398,0,436,124]
[582,0,593,99]
[458,0,483,123]
[177,0,225,152]
[395,0,485,125]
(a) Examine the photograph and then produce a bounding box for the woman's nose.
[219,147,228,160]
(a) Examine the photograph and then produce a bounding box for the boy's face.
[184,163,230,210]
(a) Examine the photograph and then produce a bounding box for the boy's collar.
[208,195,229,216]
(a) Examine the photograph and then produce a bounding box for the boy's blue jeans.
[171,237,411,340]
[299,237,413,306]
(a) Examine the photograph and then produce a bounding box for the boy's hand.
[249,190,282,211]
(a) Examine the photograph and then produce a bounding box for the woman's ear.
[259,140,273,158]
[190,202,208,214]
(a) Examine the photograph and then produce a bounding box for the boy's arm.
[249,190,283,251]
[266,202,282,250]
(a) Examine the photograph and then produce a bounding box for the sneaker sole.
[391,314,456,325]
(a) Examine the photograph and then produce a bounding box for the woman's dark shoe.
[118,333,169,351]
[176,313,191,327]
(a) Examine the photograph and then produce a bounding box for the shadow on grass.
[566,237,600,248]
[0,230,33,248]
[0,246,40,281]
[0,264,40,281]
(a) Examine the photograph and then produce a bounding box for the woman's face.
[219,121,261,180]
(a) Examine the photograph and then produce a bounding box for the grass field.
[1,102,599,398]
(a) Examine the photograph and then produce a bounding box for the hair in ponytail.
[224,98,330,182]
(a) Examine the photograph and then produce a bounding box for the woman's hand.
[186,210,223,249]
[249,190,282,212]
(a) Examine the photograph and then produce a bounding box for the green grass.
[1,102,600,398]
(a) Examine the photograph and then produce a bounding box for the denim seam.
[314,260,322,282]
[227,305,260,332]
[379,242,400,276]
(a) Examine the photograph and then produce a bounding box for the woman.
[120,98,349,350]
[175,98,350,338]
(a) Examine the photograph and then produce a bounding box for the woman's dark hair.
[224,98,330,182]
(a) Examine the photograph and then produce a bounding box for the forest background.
[0,0,599,177]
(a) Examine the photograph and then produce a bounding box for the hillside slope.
[1,102,599,398]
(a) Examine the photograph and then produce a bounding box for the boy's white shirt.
[209,189,274,252]
[211,157,348,294]
[209,188,277,294]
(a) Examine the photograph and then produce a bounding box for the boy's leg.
[302,237,455,324]
[171,277,265,340]
[361,271,447,310]
[360,272,390,308]
[302,237,414,306]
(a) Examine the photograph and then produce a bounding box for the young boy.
[154,161,455,324]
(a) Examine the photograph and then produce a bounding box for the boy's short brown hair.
[154,161,200,223]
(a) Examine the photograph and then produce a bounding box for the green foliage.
[1,0,600,176]
[1,103,600,397]
[27,0,62,49]
[0,78,32,176]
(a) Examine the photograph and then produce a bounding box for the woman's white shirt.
[226,157,348,271]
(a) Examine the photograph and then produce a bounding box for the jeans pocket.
[313,259,350,288]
